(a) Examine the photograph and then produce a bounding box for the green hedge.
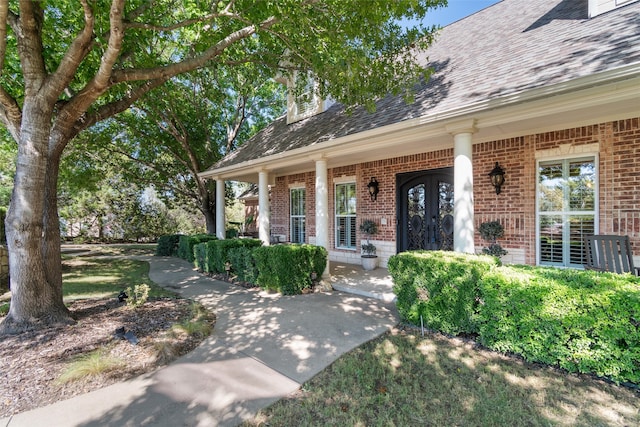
[228,245,260,283]
[388,251,640,384]
[253,244,327,295]
[193,242,209,272]
[155,234,183,256]
[208,239,262,274]
[478,265,640,384]
[388,251,498,335]
[177,234,217,262]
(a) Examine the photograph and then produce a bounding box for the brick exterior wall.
[242,199,259,234]
[608,118,640,252]
[264,116,640,266]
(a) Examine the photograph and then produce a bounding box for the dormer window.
[589,0,639,17]
[284,71,333,124]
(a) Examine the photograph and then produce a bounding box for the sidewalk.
[2,257,399,427]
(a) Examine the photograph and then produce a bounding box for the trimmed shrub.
[478,265,640,384]
[389,251,640,384]
[253,244,327,295]
[155,234,183,256]
[204,238,262,274]
[388,251,498,335]
[193,242,208,272]
[228,246,259,284]
[177,234,217,262]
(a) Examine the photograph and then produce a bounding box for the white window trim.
[290,187,306,244]
[287,71,322,124]
[333,175,356,184]
[535,153,599,266]
[334,181,357,251]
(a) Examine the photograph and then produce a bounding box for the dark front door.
[397,168,454,252]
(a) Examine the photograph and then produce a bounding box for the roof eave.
[199,62,640,182]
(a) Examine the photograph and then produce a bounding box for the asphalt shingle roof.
[212,0,640,170]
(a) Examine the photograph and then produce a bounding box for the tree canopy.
[0,0,447,333]
[104,66,286,233]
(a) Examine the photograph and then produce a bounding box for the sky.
[415,0,502,27]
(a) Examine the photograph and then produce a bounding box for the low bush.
[177,234,217,262]
[193,242,209,272]
[388,251,640,384]
[206,238,262,274]
[388,251,498,335]
[228,246,259,283]
[478,265,640,384]
[155,234,183,256]
[253,244,327,295]
[126,283,150,308]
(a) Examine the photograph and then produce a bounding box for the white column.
[315,158,330,276]
[258,170,270,246]
[216,179,226,239]
[453,132,475,253]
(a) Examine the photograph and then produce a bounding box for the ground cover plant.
[243,327,640,427]
[0,245,214,418]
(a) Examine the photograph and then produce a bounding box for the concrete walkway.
[2,257,399,427]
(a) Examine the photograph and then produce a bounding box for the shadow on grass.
[244,328,639,427]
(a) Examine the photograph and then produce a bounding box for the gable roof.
[206,0,640,176]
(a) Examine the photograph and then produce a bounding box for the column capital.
[309,154,327,162]
[256,169,276,186]
[445,119,478,136]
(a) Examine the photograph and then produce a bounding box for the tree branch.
[0,7,20,139]
[16,0,47,96]
[76,78,169,135]
[46,0,96,101]
[226,93,247,152]
[50,77,168,161]
[59,0,125,120]
[112,15,278,83]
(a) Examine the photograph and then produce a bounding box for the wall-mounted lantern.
[367,177,379,201]
[488,162,506,195]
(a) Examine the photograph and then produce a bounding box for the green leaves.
[389,251,498,335]
[254,244,327,295]
[388,251,640,384]
[478,266,640,383]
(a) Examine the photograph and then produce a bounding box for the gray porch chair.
[584,235,640,276]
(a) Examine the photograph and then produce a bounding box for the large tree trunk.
[201,190,216,235]
[0,108,72,335]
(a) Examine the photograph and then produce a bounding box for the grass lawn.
[60,244,169,301]
[244,328,640,427]
[61,258,171,301]
[0,244,161,313]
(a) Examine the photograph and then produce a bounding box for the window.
[288,71,320,123]
[335,182,357,249]
[537,157,596,267]
[290,188,306,244]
